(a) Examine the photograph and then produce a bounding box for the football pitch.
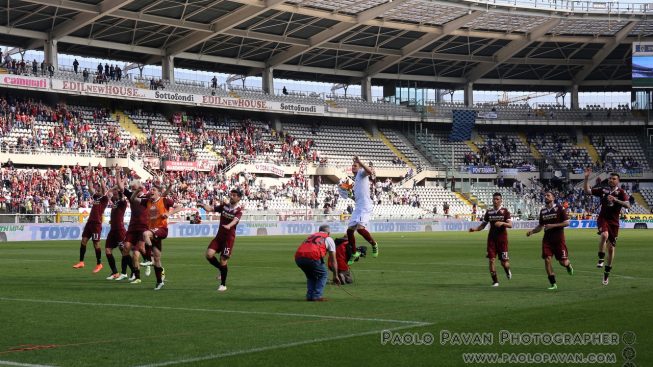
[0,229,650,367]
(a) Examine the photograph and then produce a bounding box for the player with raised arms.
[345,156,378,264]
[73,179,110,273]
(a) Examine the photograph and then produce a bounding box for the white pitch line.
[0,297,424,325]
[184,264,641,280]
[132,322,432,367]
[0,360,57,367]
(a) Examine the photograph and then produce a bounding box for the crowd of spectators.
[0,97,143,157]
[0,161,137,215]
[464,135,532,169]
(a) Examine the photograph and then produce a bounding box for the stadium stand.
[638,188,653,210]
[281,121,406,168]
[529,132,594,171]
[589,132,651,172]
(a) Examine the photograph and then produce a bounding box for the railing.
[0,212,471,225]
[462,0,653,14]
[0,214,57,224]
[0,145,130,158]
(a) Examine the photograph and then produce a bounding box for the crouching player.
[328,237,367,284]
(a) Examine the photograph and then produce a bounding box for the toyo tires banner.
[0,219,650,242]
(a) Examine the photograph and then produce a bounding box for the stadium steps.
[518,132,543,160]
[578,135,601,164]
[399,170,438,188]
[465,141,479,153]
[377,130,416,169]
[454,190,473,206]
[466,193,486,209]
[204,144,221,160]
[114,111,146,141]
[632,193,651,212]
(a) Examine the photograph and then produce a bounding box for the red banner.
[164,160,212,171]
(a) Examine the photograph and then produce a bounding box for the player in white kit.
[346,156,379,264]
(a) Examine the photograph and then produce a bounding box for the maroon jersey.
[214,203,243,239]
[110,198,128,232]
[125,189,149,232]
[539,204,568,243]
[482,207,511,241]
[591,186,628,225]
[87,194,109,225]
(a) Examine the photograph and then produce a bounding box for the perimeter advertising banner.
[2,219,650,242]
[47,79,326,115]
[0,75,49,90]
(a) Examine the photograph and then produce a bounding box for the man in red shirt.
[73,181,109,273]
[295,225,340,301]
[527,192,574,290]
[469,192,512,287]
[583,169,630,285]
[197,189,244,292]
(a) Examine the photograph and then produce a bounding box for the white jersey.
[353,169,372,211]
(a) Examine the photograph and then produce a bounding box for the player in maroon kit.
[328,237,355,284]
[73,180,110,273]
[104,178,129,280]
[197,189,244,292]
[122,180,150,284]
[469,192,512,287]
[584,169,630,285]
[527,192,574,290]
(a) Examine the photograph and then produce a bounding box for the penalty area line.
[132,322,433,367]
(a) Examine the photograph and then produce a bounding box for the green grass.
[0,229,651,367]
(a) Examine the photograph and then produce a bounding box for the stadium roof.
[1,0,652,91]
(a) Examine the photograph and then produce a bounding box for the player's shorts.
[146,228,168,251]
[487,238,509,261]
[125,230,144,246]
[150,227,168,240]
[542,239,568,261]
[82,223,102,242]
[105,230,126,249]
[348,209,372,228]
[208,236,235,258]
[597,218,619,246]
